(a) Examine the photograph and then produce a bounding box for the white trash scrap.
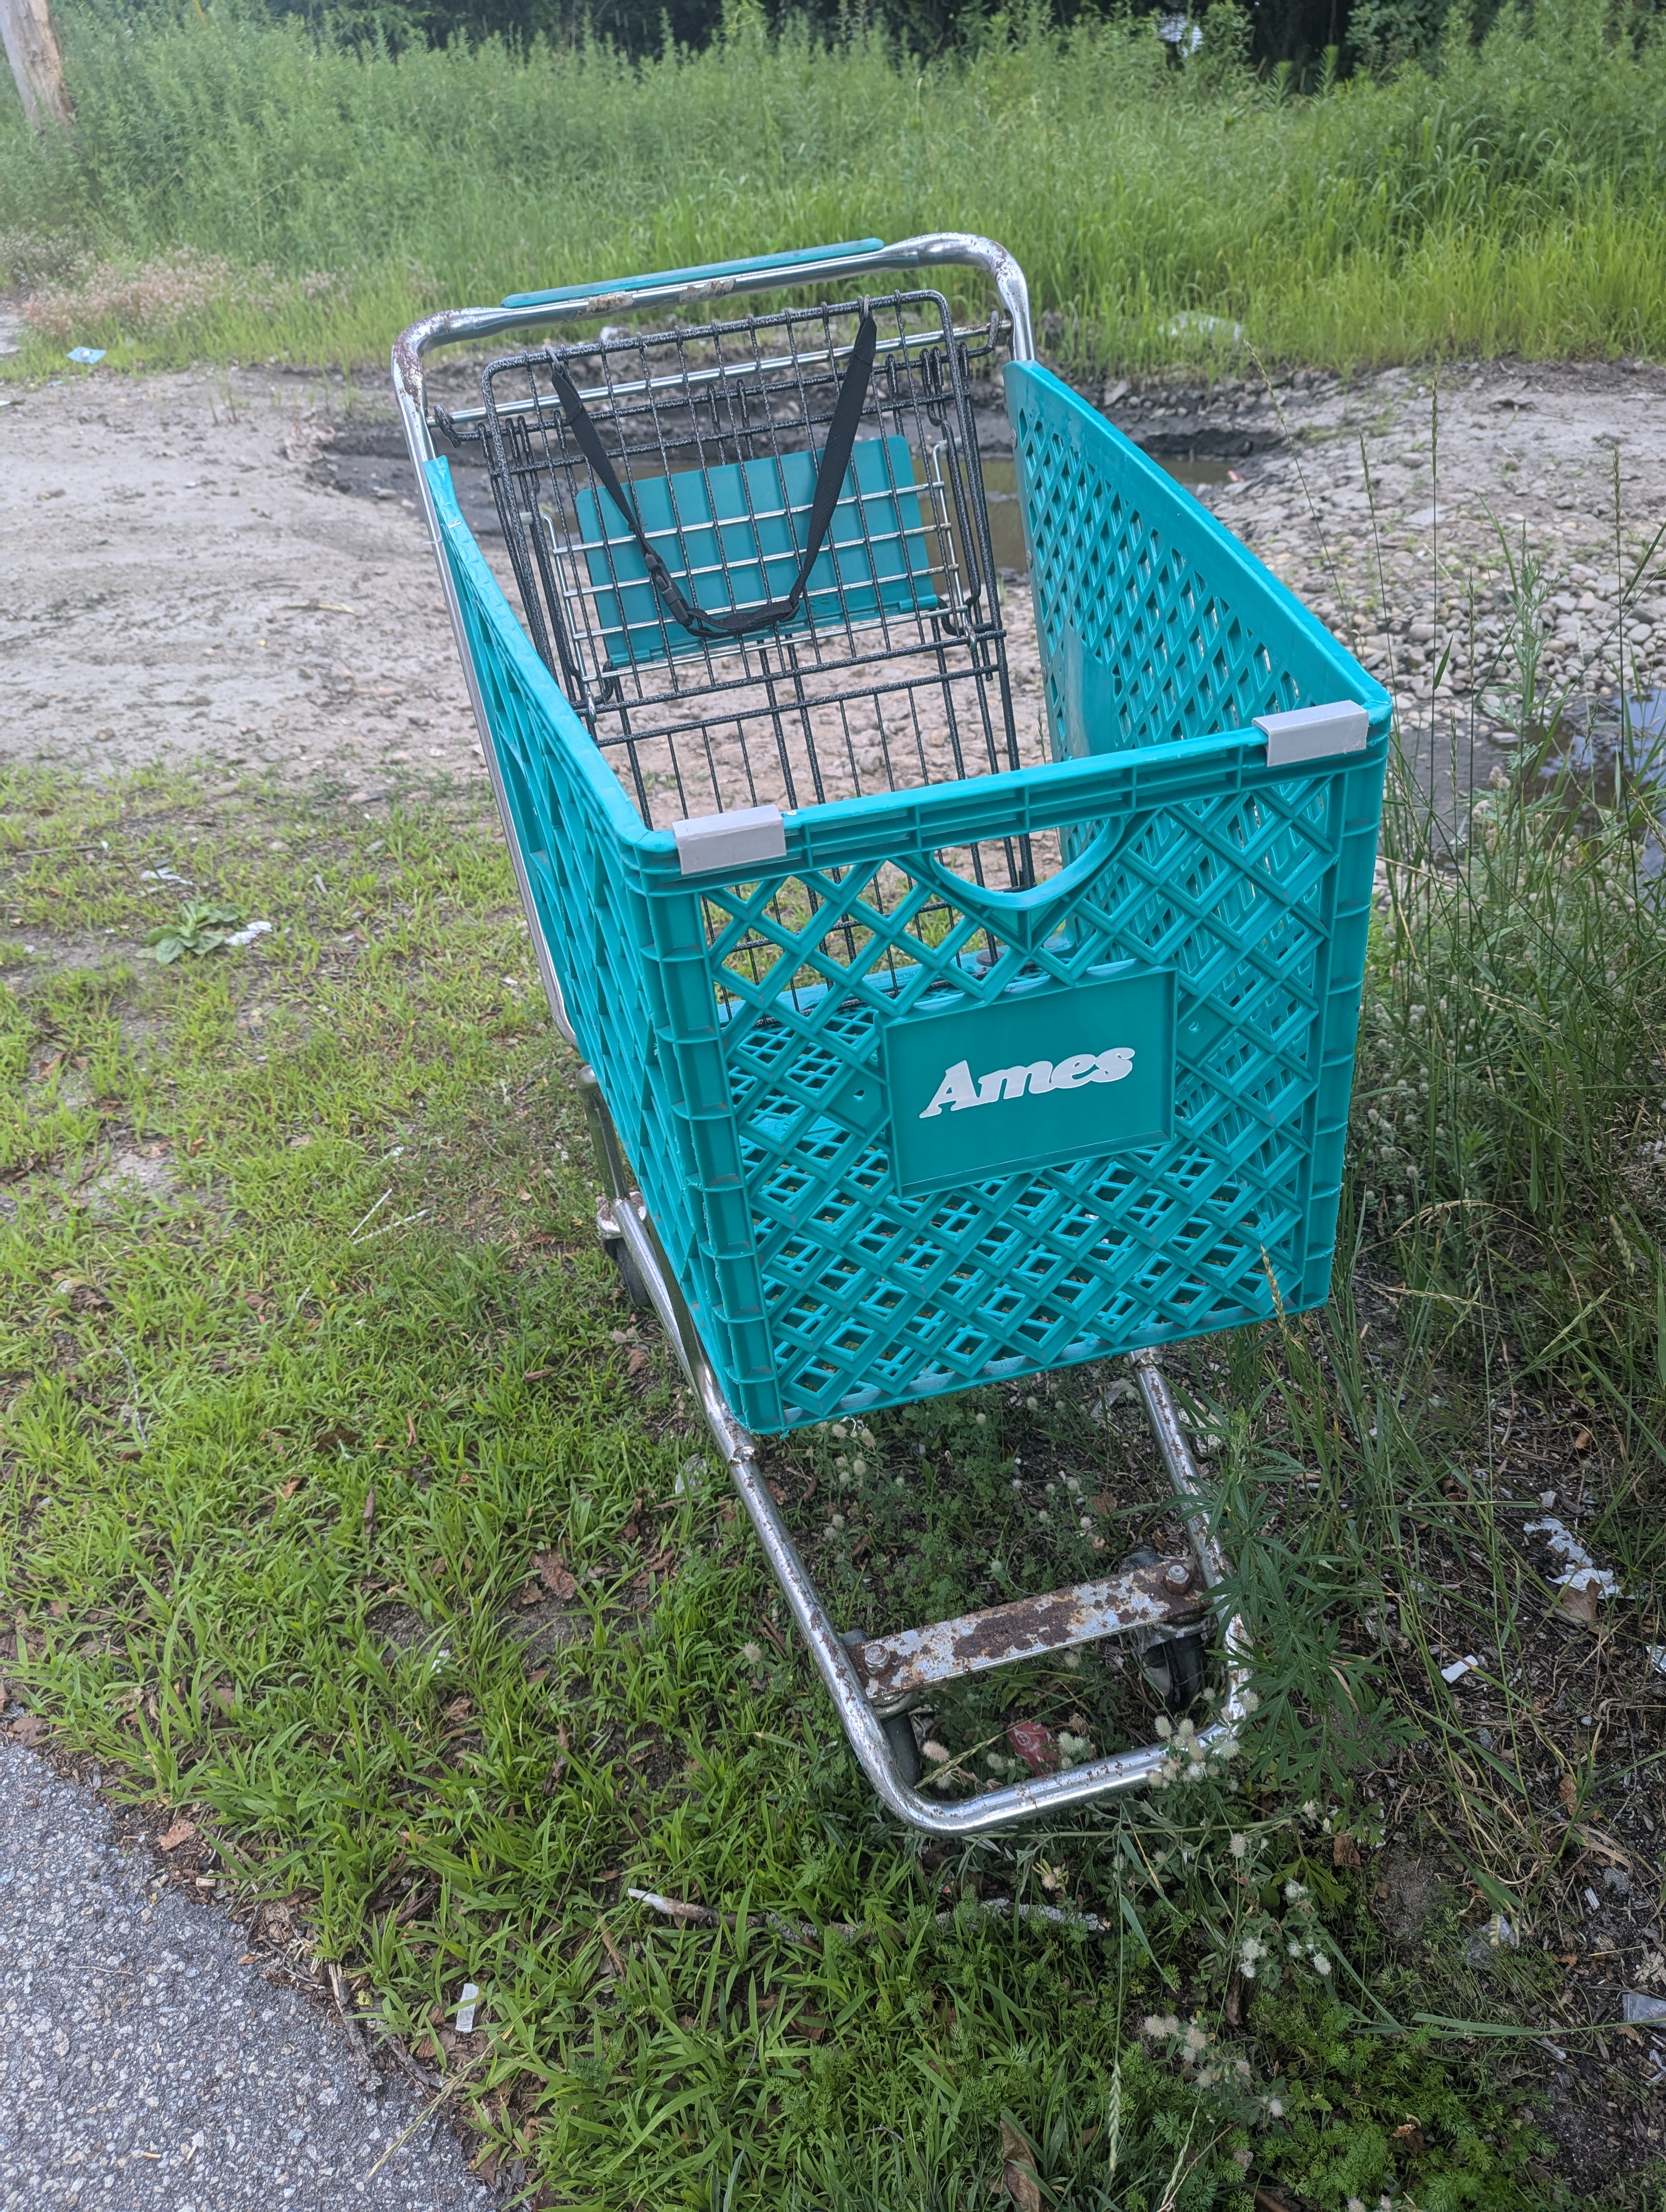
[1523,1517,1625,1598]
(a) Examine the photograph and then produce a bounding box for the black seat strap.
[549,313,879,644]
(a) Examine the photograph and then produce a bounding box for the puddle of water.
[979,452,1233,574]
[1532,688,1666,876]
[1542,688,1666,776]
[1618,688,1666,743]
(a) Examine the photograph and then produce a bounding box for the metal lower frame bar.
[579,1066,1251,1836]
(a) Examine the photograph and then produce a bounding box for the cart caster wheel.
[881,1710,922,1788]
[1122,1546,1209,1716]
[604,1237,653,1312]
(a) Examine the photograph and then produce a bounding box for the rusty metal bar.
[851,1556,1203,1710]
[576,1078,1252,1833]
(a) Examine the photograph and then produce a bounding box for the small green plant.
[143,899,246,963]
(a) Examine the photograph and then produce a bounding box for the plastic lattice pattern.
[426,361,1388,1434]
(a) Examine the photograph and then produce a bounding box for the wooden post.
[0,0,73,131]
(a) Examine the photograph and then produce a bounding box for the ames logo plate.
[883,969,1175,1195]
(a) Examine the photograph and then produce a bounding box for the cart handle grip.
[501,239,885,311]
[394,234,1035,428]
[908,812,1140,938]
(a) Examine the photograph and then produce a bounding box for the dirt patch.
[1372,1848,1449,1947]
[1,366,482,787]
[503,1593,591,1663]
[8,354,1665,803]
[368,1601,432,1655]
[82,1143,175,1211]
[0,934,144,986]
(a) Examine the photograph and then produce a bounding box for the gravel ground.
[0,1744,496,2212]
[4,351,1664,800]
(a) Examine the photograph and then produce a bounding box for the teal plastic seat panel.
[577,434,938,668]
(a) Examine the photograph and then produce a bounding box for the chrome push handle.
[392,232,1035,439]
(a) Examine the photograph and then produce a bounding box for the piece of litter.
[1087,1378,1138,1425]
[939,1894,1113,1935]
[140,867,190,884]
[66,346,106,365]
[225,919,272,948]
[1584,1886,1602,1911]
[1524,1517,1624,1599]
[1440,1654,1481,1684]
[454,1982,480,2033]
[629,1887,860,1945]
[1648,1646,1666,1677]
[1622,1991,1666,2024]
[1167,311,1242,343]
[675,1454,707,1497]
[1007,1720,1059,1776]
[1466,1912,1518,1962]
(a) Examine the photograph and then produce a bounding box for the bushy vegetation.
[0,753,1617,2209]
[4,510,1666,2200]
[3,0,1666,374]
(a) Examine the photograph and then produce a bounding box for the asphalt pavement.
[0,1742,497,2210]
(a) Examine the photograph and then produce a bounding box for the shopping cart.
[393,235,1389,1835]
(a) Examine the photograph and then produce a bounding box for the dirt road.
[4,353,1664,796]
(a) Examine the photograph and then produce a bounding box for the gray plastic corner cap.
[672,803,787,877]
[1253,701,1370,768]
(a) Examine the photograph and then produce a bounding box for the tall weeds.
[3,0,1665,370]
[1366,718,1666,1461]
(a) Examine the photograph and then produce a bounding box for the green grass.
[4,0,1666,376]
[7,757,1633,2209]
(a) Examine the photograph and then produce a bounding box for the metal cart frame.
[394,235,1308,1835]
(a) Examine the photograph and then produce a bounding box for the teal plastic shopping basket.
[419,303,1387,1435]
